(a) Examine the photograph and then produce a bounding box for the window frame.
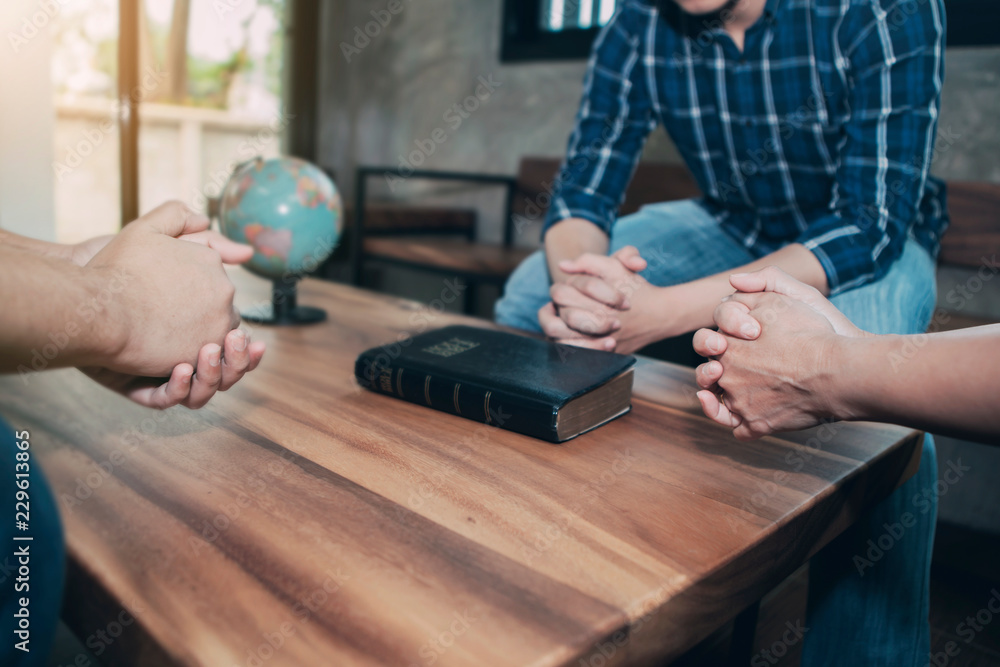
[116,0,313,226]
[500,0,603,63]
[498,0,1000,65]
[946,0,1000,48]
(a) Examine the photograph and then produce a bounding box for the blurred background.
[1,1,999,664]
[42,0,285,243]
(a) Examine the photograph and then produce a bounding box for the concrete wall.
[315,2,1000,533]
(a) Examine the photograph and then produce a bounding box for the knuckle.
[567,313,591,332]
[164,200,189,217]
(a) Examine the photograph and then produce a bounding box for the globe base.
[240,279,327,326]
[242,305,327,326]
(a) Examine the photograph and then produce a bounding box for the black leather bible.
[354,325,636,442]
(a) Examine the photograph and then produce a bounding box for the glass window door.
[137,0,288,216]
[50,0,121,243]
[50,0,289,243]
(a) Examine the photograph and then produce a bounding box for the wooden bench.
[345,158,701,314]
[932,181,1000,331]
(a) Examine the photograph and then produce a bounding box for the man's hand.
[693,267,866,439]
[2,202,266,410]
[67,212,262,409]
[82,328,266,409]
[694,291,845,439]
[718,266,862,342]
[70,228,252,267]
[539,246,662,353]
[85,201,249,378]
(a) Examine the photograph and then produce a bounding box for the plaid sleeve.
[543,4,656,237]
[797,0,945,295]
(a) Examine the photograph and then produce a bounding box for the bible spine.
[353,356,559,442]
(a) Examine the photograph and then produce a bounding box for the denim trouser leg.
[494,200,754,331]
[495,199,938,667]
[802,239,938,667]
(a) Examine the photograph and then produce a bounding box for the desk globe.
[218,157,342,325]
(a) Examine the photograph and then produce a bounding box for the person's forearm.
[0,248,125,373]
[0,229,73,262]
[831,325,1000,443]
[657,243,829,335]
[544,218,610,283]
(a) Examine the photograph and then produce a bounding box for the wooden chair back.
[512,156,702,222]
[939,181,1000,269]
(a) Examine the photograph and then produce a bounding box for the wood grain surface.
[0,271,923,666]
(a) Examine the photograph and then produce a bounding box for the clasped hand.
[75,201,265,409]
[538,246,659,353]
[693,267,865,439]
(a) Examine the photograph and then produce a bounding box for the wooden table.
[0,272,923,666]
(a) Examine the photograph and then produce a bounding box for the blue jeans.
[496,200,937,667]
[0,418,65,666]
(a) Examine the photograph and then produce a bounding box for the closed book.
[354,325,635,443]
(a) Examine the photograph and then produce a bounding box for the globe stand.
[242,279,326,326]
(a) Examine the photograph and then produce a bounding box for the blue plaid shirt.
[546,0,948,294]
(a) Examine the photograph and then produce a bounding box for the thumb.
[612,245,647,272]
[730,267,860,336]
[134,201,211,238]
[728,266,817,299]
[179,230,254,265]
